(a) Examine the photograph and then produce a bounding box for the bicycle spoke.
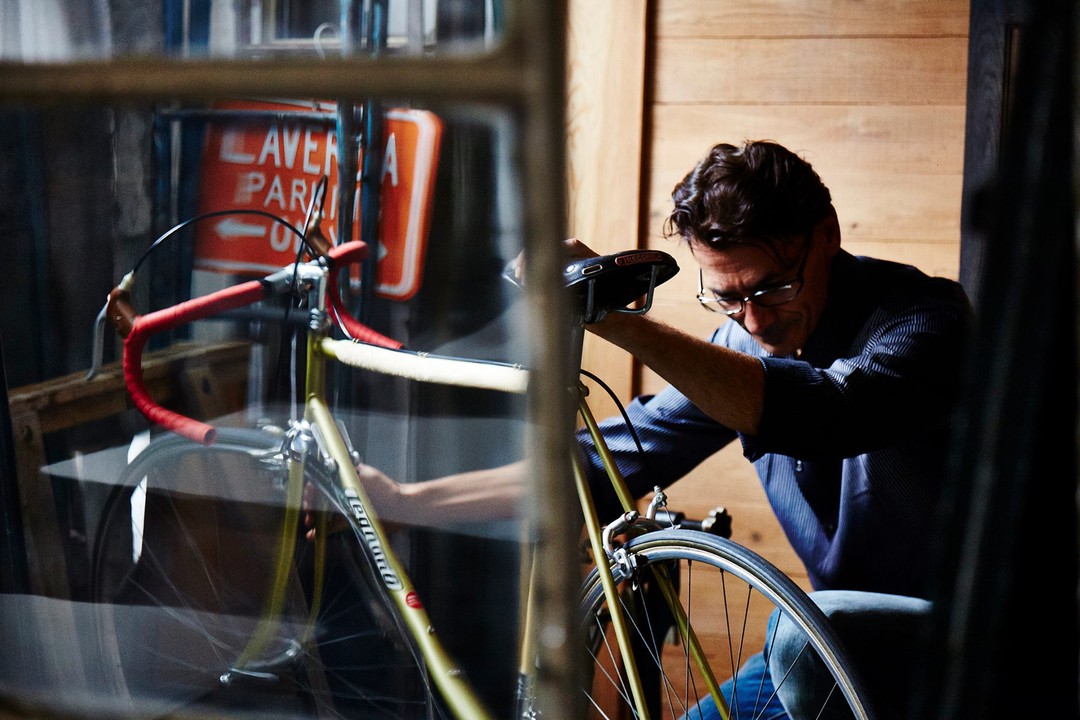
[587,608,641,711]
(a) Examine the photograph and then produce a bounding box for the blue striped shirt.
[578,251,973,597]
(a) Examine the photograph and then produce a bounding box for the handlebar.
[108,240,401,446]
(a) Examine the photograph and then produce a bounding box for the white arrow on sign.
[216,218,268,239]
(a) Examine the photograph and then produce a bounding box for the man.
[351,140,973,718]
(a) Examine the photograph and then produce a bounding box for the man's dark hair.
[664,140,833,248]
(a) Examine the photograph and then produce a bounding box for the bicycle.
[87,184,876,720]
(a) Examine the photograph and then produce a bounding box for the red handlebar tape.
[325,240,368,266]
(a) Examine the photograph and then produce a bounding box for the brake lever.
[86,270,135,381]
[85,302,108,381]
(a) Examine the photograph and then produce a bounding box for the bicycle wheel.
[90,427,442,720]
[578,529,875,720]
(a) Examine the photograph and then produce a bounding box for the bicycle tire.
[90,426,443,720]
[578,529,876,720]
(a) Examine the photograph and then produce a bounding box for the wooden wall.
[566,0,970,591]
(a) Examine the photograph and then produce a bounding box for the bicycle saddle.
[563,249,679,323]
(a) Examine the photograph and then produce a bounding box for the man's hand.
[303,461,406,540]
[506,237,599,288]
[564,236,600,262]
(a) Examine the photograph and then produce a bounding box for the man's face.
[694,230,834,357]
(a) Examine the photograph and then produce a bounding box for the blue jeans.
[681,590,933,720]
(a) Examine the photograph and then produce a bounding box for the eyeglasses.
[696,239,811,316]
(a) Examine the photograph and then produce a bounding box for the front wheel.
[578,529,876,720]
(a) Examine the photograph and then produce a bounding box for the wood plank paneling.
[565,1,648,243]
[655,0,970,38]
[649,105,966,177]
[654,37,968,105]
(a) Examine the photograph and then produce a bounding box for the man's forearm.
[588,312,764,434]
[391,460,529,526]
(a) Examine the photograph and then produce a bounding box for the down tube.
[306,396,495,720]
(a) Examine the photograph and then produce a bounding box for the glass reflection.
[0,96,530,719]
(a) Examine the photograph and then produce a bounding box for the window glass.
[0,94,534,718]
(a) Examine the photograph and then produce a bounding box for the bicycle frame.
[104,238,727,719]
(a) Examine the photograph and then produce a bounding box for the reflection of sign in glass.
[194,99,442,300]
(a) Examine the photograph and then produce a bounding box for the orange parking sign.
[194,99,442,300]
